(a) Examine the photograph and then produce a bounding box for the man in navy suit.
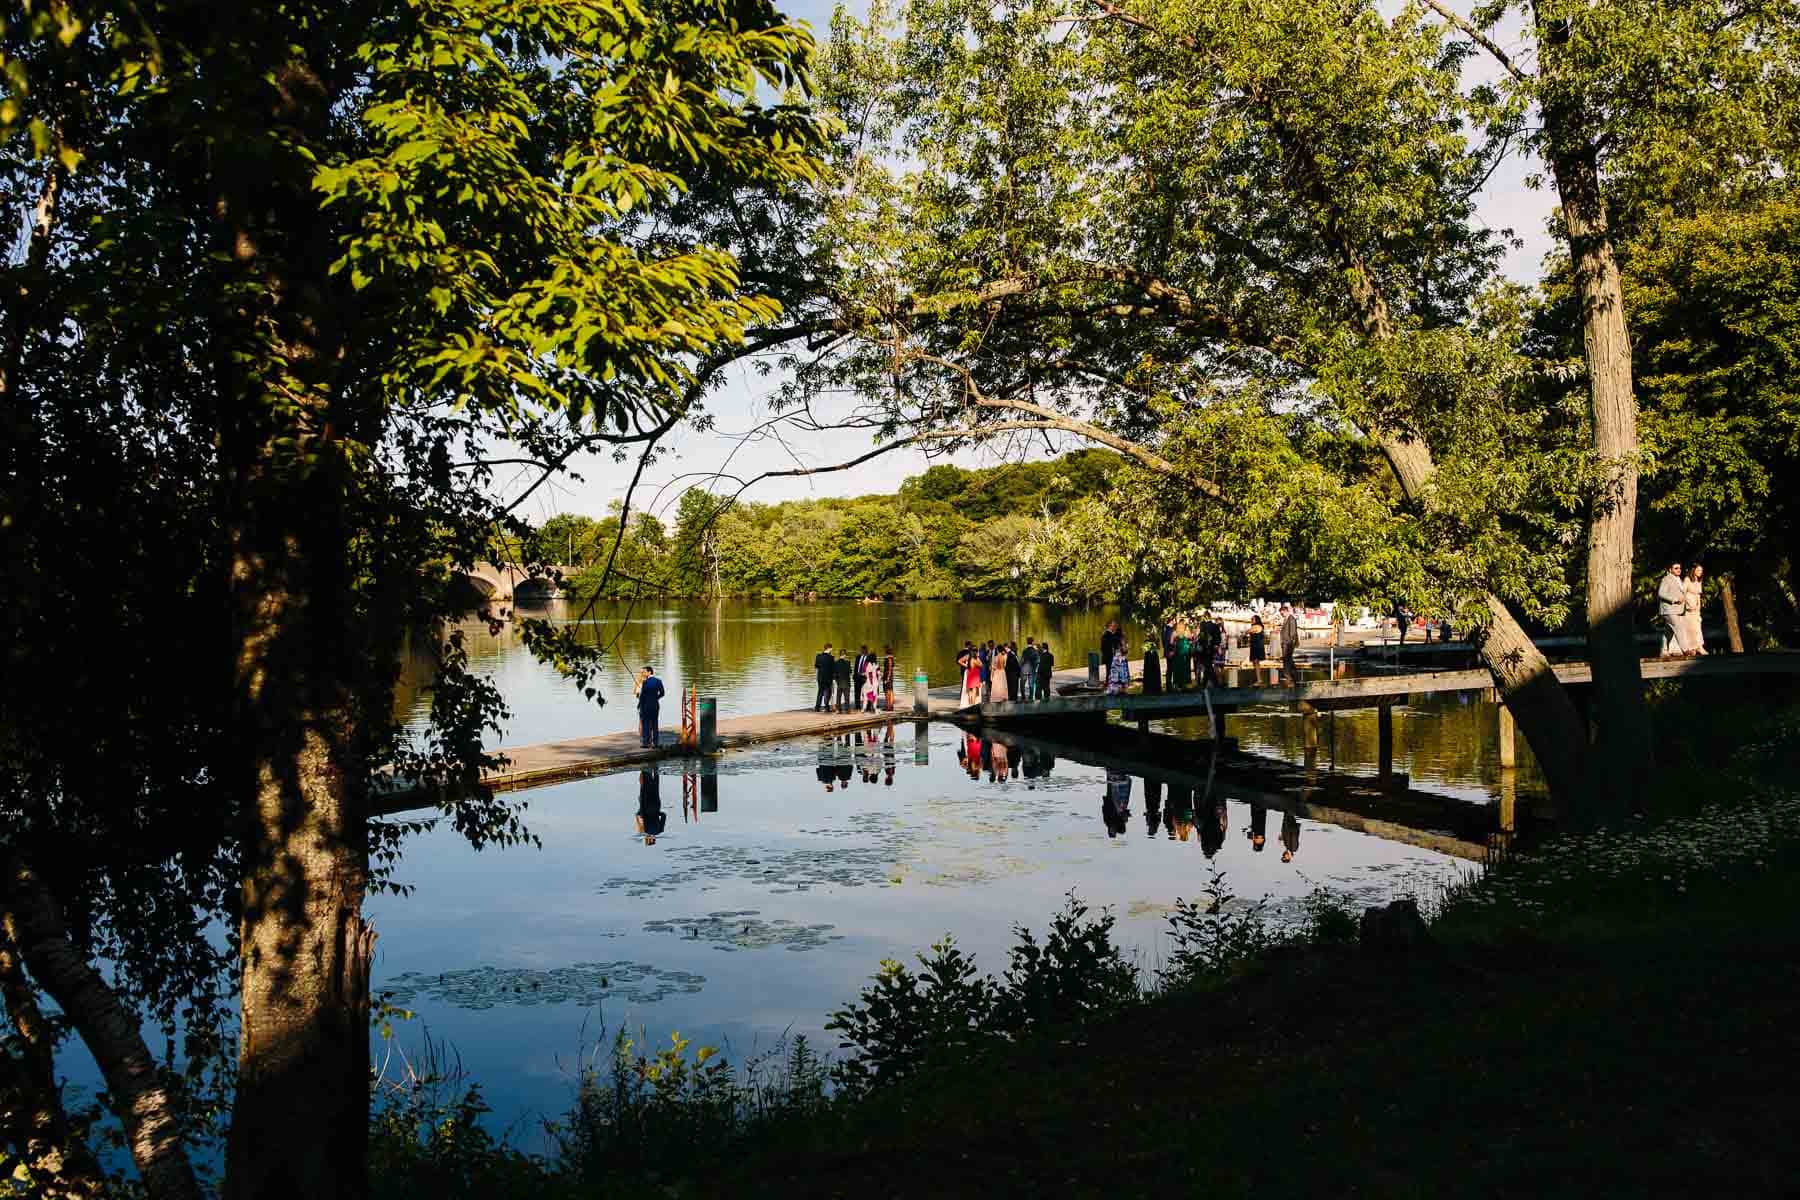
[637,664,666,748]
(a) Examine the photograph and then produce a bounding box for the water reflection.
[368,718,1483,1142]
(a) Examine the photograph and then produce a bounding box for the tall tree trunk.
[205,34,372,1198]
[1720,576,1745,653]
[1537,6,1652,821]
[4,859,200,1200]
[222,477,375,1200]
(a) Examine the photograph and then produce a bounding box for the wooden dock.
[977,652,1800,723]
[375,652,1795,810]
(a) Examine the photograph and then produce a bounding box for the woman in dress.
[1248,613,1267,664]
[1170,626,1193,691]
[1685,564,1707,656]
[1105,645,1132,694]
[959,642,982,708]
[989,642,1012,703]
[862,653,882,711]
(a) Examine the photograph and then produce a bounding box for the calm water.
[371,600,1538,1139]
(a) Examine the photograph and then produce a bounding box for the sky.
[504,0,1556,528]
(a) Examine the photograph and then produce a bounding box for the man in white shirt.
[1656,561,1687,656]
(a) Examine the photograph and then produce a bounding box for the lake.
[370,600,1539,1140]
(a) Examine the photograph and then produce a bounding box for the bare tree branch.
[1420,0,1532,83]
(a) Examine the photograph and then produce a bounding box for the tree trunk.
[1376,433,1587,805]
[1537,6,1652,821]
[4,859,200,1200]
[222,512,375,1200]
[1720,576,1745,653]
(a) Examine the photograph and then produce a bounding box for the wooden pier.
[377,652,1796,809]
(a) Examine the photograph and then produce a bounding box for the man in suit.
[1020,638,1040,703]
[834,648,853,712]
[1037,642,1055,699]
[637,664,666,748]
[814,642,836,711]
[1657,561,1687,656]
[1279,605,1300,686]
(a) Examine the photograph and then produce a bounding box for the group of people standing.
[813,642,898,713]
[1656,561,1710,657]
[957,637,1055,707]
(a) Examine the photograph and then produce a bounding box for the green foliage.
[549,1028,829,1186]
[1157,869,1279,988]
[827,893,1140,1094]
[559,450,1118,599]
[370,1082,563,1200]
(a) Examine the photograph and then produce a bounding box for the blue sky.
[505,0,1557,527]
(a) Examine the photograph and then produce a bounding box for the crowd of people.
[1657,561,1710,657]
[955,637,1056,706]
[812,642,900,713]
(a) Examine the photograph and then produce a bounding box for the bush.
[828,893,1141,1094]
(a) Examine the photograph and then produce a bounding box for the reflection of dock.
[983,727,1504,863]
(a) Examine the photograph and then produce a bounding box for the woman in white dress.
[862,655,882,711]
[1684,564,1707,656]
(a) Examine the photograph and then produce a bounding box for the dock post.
[1226,666,1240,687]
[1497,701,1516,768]
[1088,652,1101,686]
[1377,700,1395,786]
[1301,701,1320,770]
[913,721,930,765]
[701,771,719,813]
[698,697,718,753]
[913,670,930,715]
[1212,706,1228,743]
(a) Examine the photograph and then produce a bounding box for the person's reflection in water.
[834,735,853,791]
[817,738,836,793]
[635,768,666,846]
[1167,784,1195,842]
[980,738,994,779]
[1144,777,1163,837]
[882,723,897,786]
[1102,769,1132,838]
[1200,799,1227,860]
[1281,808,1301,863]
[963,733,983,781]
[991,740,1010,780]
[1246,802,1268,852]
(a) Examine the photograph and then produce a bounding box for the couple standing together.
[1656,562,1709,657]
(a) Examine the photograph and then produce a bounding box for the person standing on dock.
[834,647,854,712]
[1037,642,1054,699]
[1248,612,1267,665]
[813,642,836,712]
[1004,641,1022,701]
[989,643,1013,703]
[1279,605,1299,686]
[1020,638,1040,703]
[1100,620,1122,670]
[881,645,897,711]
[1105,643,1132,694]
[1142,638,1162,694]
[636,665,665,749]
[960,644,983,708]
[861,652,882,712]
[1657,561,1688,656]
[1684,564,1707,656]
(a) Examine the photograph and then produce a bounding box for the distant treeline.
[530,451,1122,600]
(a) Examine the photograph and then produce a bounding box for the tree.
[801,0,1596,807]
[1419,0,1800,809]
[1,3,826,1196]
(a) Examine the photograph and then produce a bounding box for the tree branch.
[1420,0,1531,83]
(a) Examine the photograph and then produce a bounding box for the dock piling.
[1497,701,1516,769]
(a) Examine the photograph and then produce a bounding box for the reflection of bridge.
[457,561,575,604]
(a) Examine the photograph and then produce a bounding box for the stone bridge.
[458,561,574,604]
